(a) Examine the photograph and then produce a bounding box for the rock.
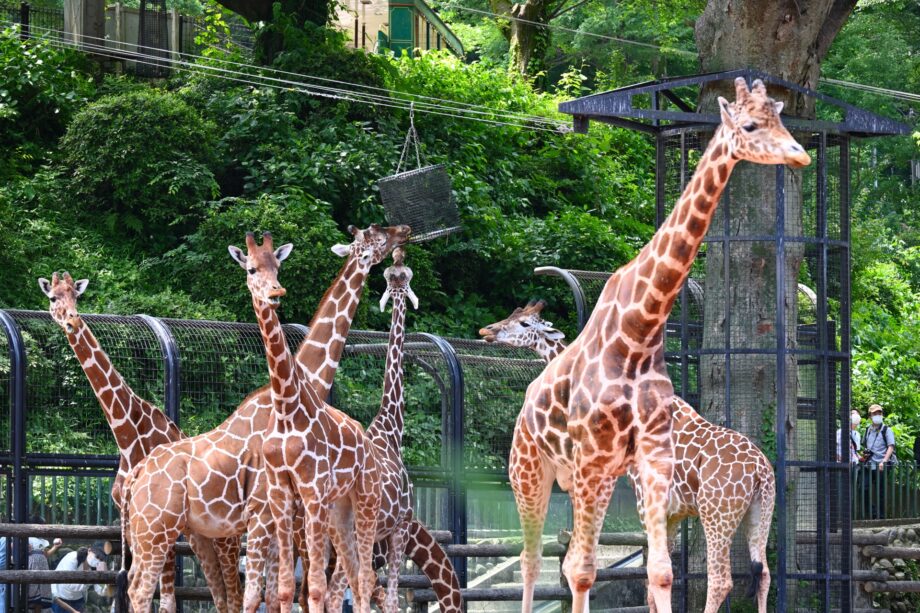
[895,571,906,580]
[878,559,895,571]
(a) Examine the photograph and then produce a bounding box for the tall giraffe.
[38,272,240,613]
[481,300,776,613]
[508,77,809,613]
[323,246,418,612]
[234,231,380,613]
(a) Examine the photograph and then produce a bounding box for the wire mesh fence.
[0,2,64,39]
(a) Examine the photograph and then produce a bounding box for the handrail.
[411,0,463,56]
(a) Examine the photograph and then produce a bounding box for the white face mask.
[86,551,99,569]
[871,415,883,426]
[850,414,861,426]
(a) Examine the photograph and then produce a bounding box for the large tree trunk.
[692,1,856,608]
[491,0,551,77]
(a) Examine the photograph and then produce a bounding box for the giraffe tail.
[746,456,776,601]
[403,519,463,613]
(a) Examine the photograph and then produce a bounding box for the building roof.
[559,69,912,137]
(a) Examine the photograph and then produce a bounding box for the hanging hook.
[409,102,415,128]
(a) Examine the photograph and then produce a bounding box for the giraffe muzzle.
[478,328,496,342]
[267,287,286,304]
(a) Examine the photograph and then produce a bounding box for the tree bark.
[491,0,552,77]
[692,1,856,608]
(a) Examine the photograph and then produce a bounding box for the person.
[51,545,108,613]
[863,403,897,519]
[342,587,354,613]
[0,536,7,613]
[836,409,862,464]
[28,538,54,613]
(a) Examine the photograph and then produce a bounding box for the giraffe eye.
[49,297,57,303]
[247,268,256,275]
[520,322,530,328]
[743,123,758,132]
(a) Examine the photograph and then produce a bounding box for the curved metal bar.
[0,309,29,611]
[417,332,467,588]
[138,315,181,425]
[534,266,589,333]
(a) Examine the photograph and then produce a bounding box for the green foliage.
[60,89,219,249]
[0,27,95,179]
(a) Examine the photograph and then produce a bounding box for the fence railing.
[853,462,920,523]
[0,2,64,40]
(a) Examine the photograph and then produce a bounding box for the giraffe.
[38,272,241,613]
[481,300,776,612]
[506,77,809,613]
[322,246,418,613]
[234,231,381,613]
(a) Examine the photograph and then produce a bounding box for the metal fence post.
[0,310,29,612]
[418,333,466,590]
[774,164,788,613]
[18,2,29,40]
[137,315,182,609]
[534,266,589,332]
[137,315,180,424]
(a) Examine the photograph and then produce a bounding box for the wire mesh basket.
[378,163,461,243]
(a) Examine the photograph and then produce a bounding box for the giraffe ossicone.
[506,76,808,613]
[483,302,776,613]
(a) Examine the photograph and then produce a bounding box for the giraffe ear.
[331,244,350,258]
[773,100,784,115]
[73,279,89,297]
[544,329,565,341]
[274,243,294,263]
[717,97,736,130]
[407,286,419,310]
[228,245,248,269]
[379,288,391,312]
[38,278,53,298]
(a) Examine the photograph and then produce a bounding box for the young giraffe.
[507,77,809,613]
[481,300,776,613]
[38,272,241,613]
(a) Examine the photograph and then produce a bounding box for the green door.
[389,5,414,55]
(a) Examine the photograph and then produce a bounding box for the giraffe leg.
[187,533,230,613]
[700,517,733,613]
[383,521,410,613]
[350,470,381,613]
[264,537,281,613]
[127,527,179,613]
[301,501,331,613]
[323,557,349,613]
[647,517,681,613]
[265,473,298,613]
[327,498,371,613]
[293,508,310,612]
[563,475,616,613]
[214,536,243,613]
[157,547,177,613]
[509,419,555,613]
[636,444,675,613]
[243,513,273,613]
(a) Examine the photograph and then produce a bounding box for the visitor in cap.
[51,544,108,613]
[836,409,862,464]
[863,403,897,519]
[28,538,54,613]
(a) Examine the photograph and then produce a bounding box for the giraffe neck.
[370,291,407,450]
[254,299,318,419]
[586,127,736,343]
[65,323,181,462]
[533,337,567,364]
[295,255,368,398]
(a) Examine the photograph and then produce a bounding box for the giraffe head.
[478,300,564,349]
[717,77,811,168]
[38,271,89,334]
[330,223,412,269]
[228,232,294,309]
[379,247,419,312]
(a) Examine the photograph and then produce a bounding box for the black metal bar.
[774,164,787,613]
[534,266,588,332]
[138,315,181,425]
[418,333,466,595]
[18,2,28,40]
[0,310,27,612]
[840,135,853,613]
[815,131,830,612]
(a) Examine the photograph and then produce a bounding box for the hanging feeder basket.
[378,106,462,243]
